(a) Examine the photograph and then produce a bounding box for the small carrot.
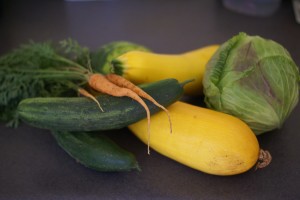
[106,73,172,134]
[88,73,152,154]
[78,88,104,112]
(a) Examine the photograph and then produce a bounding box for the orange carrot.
[78,88,104,112]
[88,73,152,154]
[106,73,172,134]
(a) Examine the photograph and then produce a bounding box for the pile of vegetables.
[1,32,299,175]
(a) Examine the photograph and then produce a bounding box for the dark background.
[1,1,300,199]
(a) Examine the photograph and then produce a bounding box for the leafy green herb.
[0,39,92,127]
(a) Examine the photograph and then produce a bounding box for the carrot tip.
[154,104,172,134]
[95,101,104,112]
[78,88,104,112]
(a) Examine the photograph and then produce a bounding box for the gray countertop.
[1,1,300,199]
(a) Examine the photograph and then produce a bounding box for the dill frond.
[0,39,91,127]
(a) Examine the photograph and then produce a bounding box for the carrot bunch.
[78,73,172,154]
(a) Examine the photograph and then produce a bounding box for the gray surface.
[1,1,300,199]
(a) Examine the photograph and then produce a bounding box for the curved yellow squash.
[114,45,219,96]
[129,101,260,176]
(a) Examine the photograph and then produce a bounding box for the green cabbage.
[203,32,299,135]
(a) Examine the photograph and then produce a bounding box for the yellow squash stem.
[129,101,262,176]
[113,45,219,95]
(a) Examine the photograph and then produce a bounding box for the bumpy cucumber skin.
[18,79,183,131]
[51,130,139,172]
[91,41,150,74]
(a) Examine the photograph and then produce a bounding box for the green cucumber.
[91,41,150,74]
[18,78,184,131]
[51,130,139,171]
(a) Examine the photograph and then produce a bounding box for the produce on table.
[91,41,150,74]
[203,32,300,135]
[1,36,276,174]
[129,101,271,176]
[51,130,139,172]
[17,78,184,132]
[111,45,219,96]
